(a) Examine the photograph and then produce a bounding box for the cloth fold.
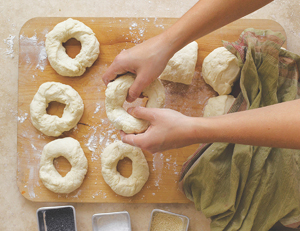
[179,28,300,231]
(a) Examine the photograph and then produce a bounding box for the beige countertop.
[1,0,299,230]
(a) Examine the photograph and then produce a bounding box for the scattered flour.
[94,103,101,114]
[84,120,119,162]
[92,190,107,199]
[128,21,146,44]
[36,46,47,71]
[19,34,48,72]
[4,35,15,58]
[31,144,37,151]
[152,152,164,188]
[18,112,28,123]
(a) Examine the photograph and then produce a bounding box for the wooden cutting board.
[17,17,286,203]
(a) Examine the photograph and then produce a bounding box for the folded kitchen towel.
[179,28,300,231]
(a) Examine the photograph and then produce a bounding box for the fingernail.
[127,95,136,102]
[127,107,133,114]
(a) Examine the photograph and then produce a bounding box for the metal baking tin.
[148,209,189,231]
[37,205,77,231]
[92,211,131,231]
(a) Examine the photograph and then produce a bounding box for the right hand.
[102,34,174,102]
[120,107,199,153]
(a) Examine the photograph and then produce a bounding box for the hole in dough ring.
[105,73,165,134]
[39,137,88,194]
[30,82,84,137]
[45,18,100,77]
[101,141,149,197]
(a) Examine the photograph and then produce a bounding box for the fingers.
[102,52,133,86]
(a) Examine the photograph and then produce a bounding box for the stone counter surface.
[1,0,299,230]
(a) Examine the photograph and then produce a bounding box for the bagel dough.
[45,18,100,76]
[39,137,88,194]
[30,82,84,137]
[101,141,149,197]
[105,73,165,134]
[202,47,240,95]
[159,41,198,85]
[203,95,236,117]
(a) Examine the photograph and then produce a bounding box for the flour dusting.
[4,35,15,58]
[152,152,164,188]
[18,112,28,123]
[94,103,101,114]
[36,46,47,71]
[28,167,37,198]
[19,34,48,72]
[84,120,119,162]
[129,21,145,44]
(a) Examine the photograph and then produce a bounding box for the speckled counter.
[1,0,299,230]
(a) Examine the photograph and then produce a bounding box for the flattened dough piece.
[30,82,84,137]
[101,141,149,197]
[105,73,165,134]
[203,95,236,117]
[45,18,100,77]
[159,41,198,85]
[202,47,240,95]
[39,137,88,194]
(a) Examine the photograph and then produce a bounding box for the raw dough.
[45,18,100,77]
[39,137,88,194]
[105,73,165,134]
[30,82,84,137]
[203,95,236,117]
[159,41,198,85]
[101,141,149,197]
[202,47,240,95]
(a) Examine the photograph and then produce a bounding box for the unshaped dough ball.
[202,47,240,95]
[203,95,236,117]
[159,41,198,85]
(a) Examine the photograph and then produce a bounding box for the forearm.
[192,99,300,149]
[162,0,273,54]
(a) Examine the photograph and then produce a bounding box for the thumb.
[120,131,136,146]
[127,107,155,122]
[127,71,154,102]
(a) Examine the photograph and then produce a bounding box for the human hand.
[120,106,198,153]
[102,34,174,102]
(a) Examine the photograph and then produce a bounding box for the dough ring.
[30,82,84,137]
[39,137,88,194]
[105,73,165,134]
[101,141,149,197]
[45,18,100,76]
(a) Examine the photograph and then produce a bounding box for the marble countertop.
[1,0,299,230]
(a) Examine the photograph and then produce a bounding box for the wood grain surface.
[17,17,286,203]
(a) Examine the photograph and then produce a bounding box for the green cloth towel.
[179,28,300,231]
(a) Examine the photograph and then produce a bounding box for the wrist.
[184,117,215,145]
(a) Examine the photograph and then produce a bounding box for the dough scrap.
[159,41,198,85]
[45,18,100,77]
[101,141,149,197]
[39,137,88,194]
[30,82,84,137]
[202,47,240,95]
[105,73,165,134]
[203,95,236,117]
